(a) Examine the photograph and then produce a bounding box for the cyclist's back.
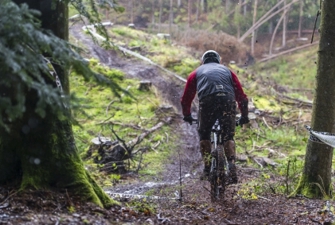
[181,50,250,182]
[196,62,235,100]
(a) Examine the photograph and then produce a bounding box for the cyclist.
[181,50,249,183]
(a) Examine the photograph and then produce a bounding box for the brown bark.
[1,0,116,207]
[293,0,335,198]
[239,0,298,43]
[169,0,173,33]
[251,0,258,55]
[298,0,303,38]
[188,0,192,27]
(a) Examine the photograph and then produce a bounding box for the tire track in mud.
[69,23,202,197]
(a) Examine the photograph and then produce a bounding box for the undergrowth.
[108,25,199,77]
[71,23,323,197]
[70,58,174,187]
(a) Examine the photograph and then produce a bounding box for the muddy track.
[70,23,202,194]
[68,23,335,225]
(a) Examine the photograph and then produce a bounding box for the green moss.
[253,46,318,90]
[68,55,176,185]
[290,174,331,199]
[253,95,281,112]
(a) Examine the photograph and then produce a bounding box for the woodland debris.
[252,156,278,168]
[87,118,172,174]
[138,80,152,91]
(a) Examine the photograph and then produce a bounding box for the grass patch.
[252,46,318,90]
[69,59,175,187]
[107,25,199,77]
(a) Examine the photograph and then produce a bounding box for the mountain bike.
[193,118,240,202]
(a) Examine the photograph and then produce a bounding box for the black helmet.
[201,50,221,64]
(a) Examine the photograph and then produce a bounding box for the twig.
[98,120,146,131]
[202,185,211,194]
[252,157,264,168]
[105,100,116,116]
[269,185,276,194]
[65,189,73,207]
[258,195,271,201]
[165,132,169,143]
[178,151,183,202]
[311,0,322,43]
[262,117,272,130]
[110,125,133,156]
[135,150,144,173]
[0,190,19,206]
[152,141,161,149]
[128,118,171,146]
[276,93,313,108]
[132,146,149,155]
[285,160,291,195]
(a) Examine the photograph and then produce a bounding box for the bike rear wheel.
[210,147,226,202]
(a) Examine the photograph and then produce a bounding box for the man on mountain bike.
[181,50,249,183]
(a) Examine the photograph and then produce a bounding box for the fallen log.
[89,117,172,174]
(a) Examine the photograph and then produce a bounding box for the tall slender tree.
[251,0,258,55]
[293,0,335,198]
[188,0,192,27]
[297,0,303,38]
[169,0,173,33]
[159,0,163,31]
[238,0,298,43]
[282,0,287,47]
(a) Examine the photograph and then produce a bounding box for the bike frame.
[191,116,239,201]
[211,119,221,148]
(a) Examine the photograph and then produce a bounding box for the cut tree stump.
[138,80,152,91]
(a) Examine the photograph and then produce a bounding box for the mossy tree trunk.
[0,0,117,208]
[293,0,335,198]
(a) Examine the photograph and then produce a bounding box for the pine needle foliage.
[0,0,125,130]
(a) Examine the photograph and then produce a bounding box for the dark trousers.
[198,93,236,143]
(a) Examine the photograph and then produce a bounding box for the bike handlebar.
[191,118,241,127]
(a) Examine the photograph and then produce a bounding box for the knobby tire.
[210,147,226,202]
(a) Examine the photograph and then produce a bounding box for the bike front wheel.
[210,147,226,202]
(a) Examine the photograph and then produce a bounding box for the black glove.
[183,115,194,125]
[238,116,249,126]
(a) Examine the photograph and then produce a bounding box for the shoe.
[228,162,238,184]
[224,140,238,184]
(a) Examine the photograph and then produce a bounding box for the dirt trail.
[70,22,203,192]
[68,23,335,224]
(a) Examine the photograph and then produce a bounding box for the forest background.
[2,0,334,224]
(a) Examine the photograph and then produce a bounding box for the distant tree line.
[114,0,319,46]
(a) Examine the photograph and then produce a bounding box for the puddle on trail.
[105,173,193,200]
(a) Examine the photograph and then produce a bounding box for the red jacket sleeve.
[181,70,197,116]
[231,70,248,111]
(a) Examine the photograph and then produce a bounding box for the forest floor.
[0,23,334,225]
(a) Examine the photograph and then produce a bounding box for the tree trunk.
[204,0,207,13]
[239,0,298,43]
[269,11,285,55]
[293,0,335,198]
[188,0,192,28]
[159,0,163,32]
[196,0,200,23]
[235,0,242,39]
[298,0,303,38]
[243,0,247,16]
[225,0,231,14]
[251,0,258,55]
[151,0,155,25]
[282,0,287,47]
[3,0,117,208]
[169,0,173,34]
[130,0,134,24]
